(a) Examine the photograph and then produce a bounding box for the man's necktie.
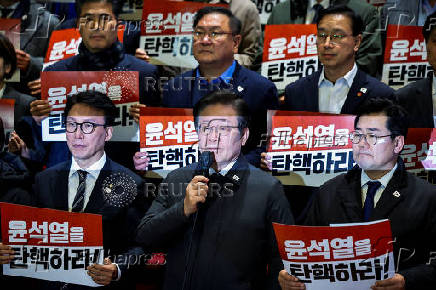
[312,4,324,24]
[72,170,88,212]
[363,181,381,222]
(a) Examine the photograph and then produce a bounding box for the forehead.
[356,114,389,131]
[67,103,105,119]
[196,13,230,29]
[318,13,352,32]
[80,1,114,15]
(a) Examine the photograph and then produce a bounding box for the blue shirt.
[192,60,237,105]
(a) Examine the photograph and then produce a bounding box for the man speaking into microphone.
[135,90,294,290]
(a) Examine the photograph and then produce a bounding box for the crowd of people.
[0,0,435,290]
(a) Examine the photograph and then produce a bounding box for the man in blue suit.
[31,91,148,290]
[161,6,278,167]
[283,5,395,115]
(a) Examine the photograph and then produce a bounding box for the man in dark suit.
[155,6,278,167]
[283,5,394,115]
[31,91,148,289]
[396,11,436,128]
[278,98,436,290]
[135,90,294,290]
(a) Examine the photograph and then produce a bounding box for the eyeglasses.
[193,30,234,40]
[317,32,353,45]
[199,124,239,136]
[65,121,106,134]
[349,132,393,145]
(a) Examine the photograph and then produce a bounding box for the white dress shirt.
[360,163,397,208]
[68,153,106,212]
[318,63,358,114]
[0,84,5,99]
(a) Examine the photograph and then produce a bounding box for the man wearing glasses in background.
[136,90,293,290]
[30,91,147,290]
[278,98,436,290]
[282,5,394,115]
[156,6,278,167]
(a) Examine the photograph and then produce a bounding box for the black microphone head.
[198,151,215,178]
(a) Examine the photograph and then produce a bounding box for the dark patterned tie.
[312,4,324,24]
[72,170,88,212]
[363,181,381,222]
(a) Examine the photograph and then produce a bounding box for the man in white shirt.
[278,98,436,290]
[31,91,147,290]
[282,5,394,115]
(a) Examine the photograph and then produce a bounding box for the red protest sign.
[261,24,318,90]
[139,106,198,175]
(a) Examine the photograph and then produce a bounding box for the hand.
[133,151,149,171]
[135,48,150,62]
[8,131,30,159]
[0,243,15,265]
[184,175,209,217]
[28,78,41,96]
[260,152,272,171]
[16,49,31,72]
[87,258,118,286]
[129,103,146,123]
[371,274,405,290]
[278,270,306,290]
[30,99,51,125]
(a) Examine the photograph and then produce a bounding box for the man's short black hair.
[354,98,409,139]
[423,11,436,42]
[193,6,242,35]
[317,5,363,36]
[0,34,17,80]
[193,90,250,133]
[77,0,121,17]
[64,91,118,126]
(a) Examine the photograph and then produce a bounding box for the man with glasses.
[158,6,277,167]
[136,90,294,290]
[282,5,394,115]
[278,98,436,290]
[32,91,148,290]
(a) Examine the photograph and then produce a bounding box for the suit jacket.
[33,157,148,290]
[3,85,35,125]
[136,156,294,290]
[163,62,278,166]
[283,68,395,113]
[267,0,382,76]
[305,159,436,289]
[396,75,434,128]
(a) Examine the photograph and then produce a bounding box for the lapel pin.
[232,175,240,181]
[393,191,400,198]
[237,86,244,92]
[360,88,367,94]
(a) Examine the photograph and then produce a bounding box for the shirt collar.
[196,60,236,84]
[318,63,357,87]
[0,84,6,99]
[360,162,398,189]
[0,2,19,10]
[209,158,237,176]
[69,152,107,180]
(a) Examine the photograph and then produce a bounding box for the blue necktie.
[363,181,381,222]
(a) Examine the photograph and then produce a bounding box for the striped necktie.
[72,170,88,212]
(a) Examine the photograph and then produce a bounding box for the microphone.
[198,151,215,178]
